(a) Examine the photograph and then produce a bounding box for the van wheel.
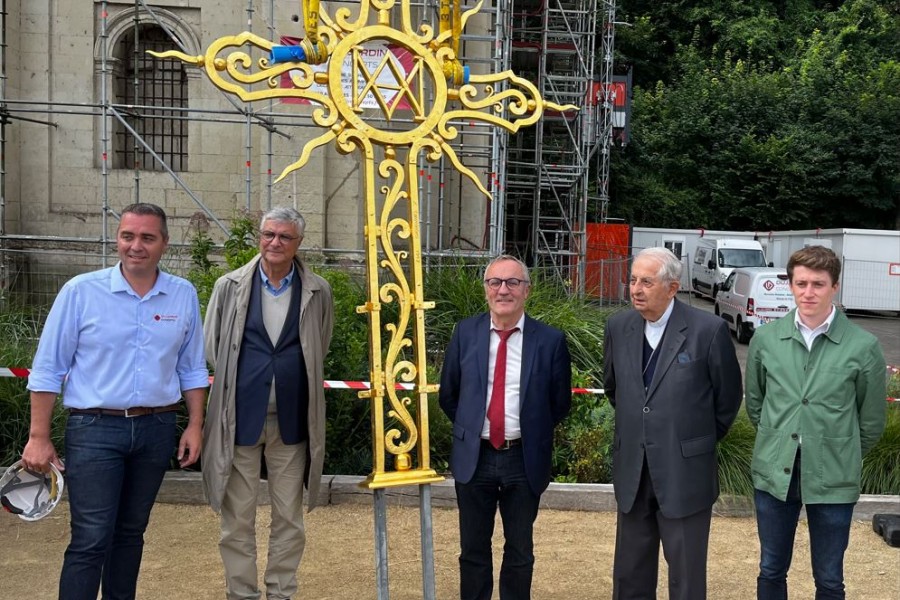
[712,284,719,299]
[736,318,751,344]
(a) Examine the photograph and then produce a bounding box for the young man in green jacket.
[745,245,886,600]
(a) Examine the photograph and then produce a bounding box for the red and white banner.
[278,36,416,110]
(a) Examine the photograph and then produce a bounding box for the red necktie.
[489,327,518,449]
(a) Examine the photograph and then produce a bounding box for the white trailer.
[763,228,900,312]
[631,228,763,290]
[632,227,900,313]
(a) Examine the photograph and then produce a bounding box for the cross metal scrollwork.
[152,0,575,490]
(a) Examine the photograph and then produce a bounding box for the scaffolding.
[505,0,600,292]
[0,0,614,293]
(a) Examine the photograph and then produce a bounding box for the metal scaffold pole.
[598,0,617,224]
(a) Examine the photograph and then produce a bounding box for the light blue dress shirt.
[27,264,209,409]
[259,262,295,296]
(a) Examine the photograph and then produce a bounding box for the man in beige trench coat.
[203,206,334,600]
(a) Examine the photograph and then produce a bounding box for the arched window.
[112,25,188,171]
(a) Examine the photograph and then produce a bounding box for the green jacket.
[745,308,886,504]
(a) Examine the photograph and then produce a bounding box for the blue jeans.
[60,411,177,600]
[755,459,854,600]
[455,442,541,600]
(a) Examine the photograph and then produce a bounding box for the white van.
[692,238,768,298]
[714,267,795,343]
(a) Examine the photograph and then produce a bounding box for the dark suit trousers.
[455,442,540,600]
[613,459,712,600]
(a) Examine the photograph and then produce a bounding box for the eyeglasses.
[259,230,300,244]
[484,277,528,290]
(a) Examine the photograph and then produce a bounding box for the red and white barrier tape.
[0,367,606,394]
[3,367,898,401]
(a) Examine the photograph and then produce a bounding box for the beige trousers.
[219,412,307,600]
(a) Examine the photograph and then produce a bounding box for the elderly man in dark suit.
[604,247,742,600]
[439,254,572,600]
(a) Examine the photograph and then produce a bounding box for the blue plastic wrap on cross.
[270,45,307,64]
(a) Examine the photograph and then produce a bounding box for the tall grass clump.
[422,260,485,353]
[716,411,756,497]
[423,260,609,381]
[0,310,66,466]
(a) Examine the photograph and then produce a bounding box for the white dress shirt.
[794,304,836,350]
[482,314,526,441]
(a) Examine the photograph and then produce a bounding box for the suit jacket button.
[642,407,650,414]
[783,467,791,474]
[801,398,809,405]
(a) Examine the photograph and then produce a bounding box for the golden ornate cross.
[154,0,574,489]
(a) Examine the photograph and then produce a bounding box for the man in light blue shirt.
[22,203,209,600]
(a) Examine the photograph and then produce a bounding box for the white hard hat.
[0,460,64,521]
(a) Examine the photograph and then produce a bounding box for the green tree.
[609,0,899,230]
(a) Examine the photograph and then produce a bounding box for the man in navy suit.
[439,254,572,600]
[604,247,742,599]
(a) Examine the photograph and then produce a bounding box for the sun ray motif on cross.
[152,0,576,489]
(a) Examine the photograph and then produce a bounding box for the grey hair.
[260,206,306,237]
[635,247,683,283]
[483,254,531,284]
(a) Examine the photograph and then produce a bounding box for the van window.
[721,272,736,292]
[734,273,751,295]
[719,249,766,268]
[695,248,707,265]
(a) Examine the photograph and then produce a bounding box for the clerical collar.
[644,299,674,350]
[645,299,675,330]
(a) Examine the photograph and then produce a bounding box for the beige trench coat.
[201,256,334,513]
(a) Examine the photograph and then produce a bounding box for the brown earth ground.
[1,502,898,599]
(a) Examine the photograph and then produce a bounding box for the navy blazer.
[604,299,742,518]
[439,313,572,496]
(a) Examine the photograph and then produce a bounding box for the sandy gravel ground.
[1,501,898,599]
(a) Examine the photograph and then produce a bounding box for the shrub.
[318,268,374,475]
[553,392,616,483]
[185,228,224,316]
[887,367,900,400]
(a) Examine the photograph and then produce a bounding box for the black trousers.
[455,442,541,600]
[613,460,713,600]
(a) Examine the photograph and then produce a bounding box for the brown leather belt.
[68,403,181,418]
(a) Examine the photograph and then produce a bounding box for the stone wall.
[4,0,492,256]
